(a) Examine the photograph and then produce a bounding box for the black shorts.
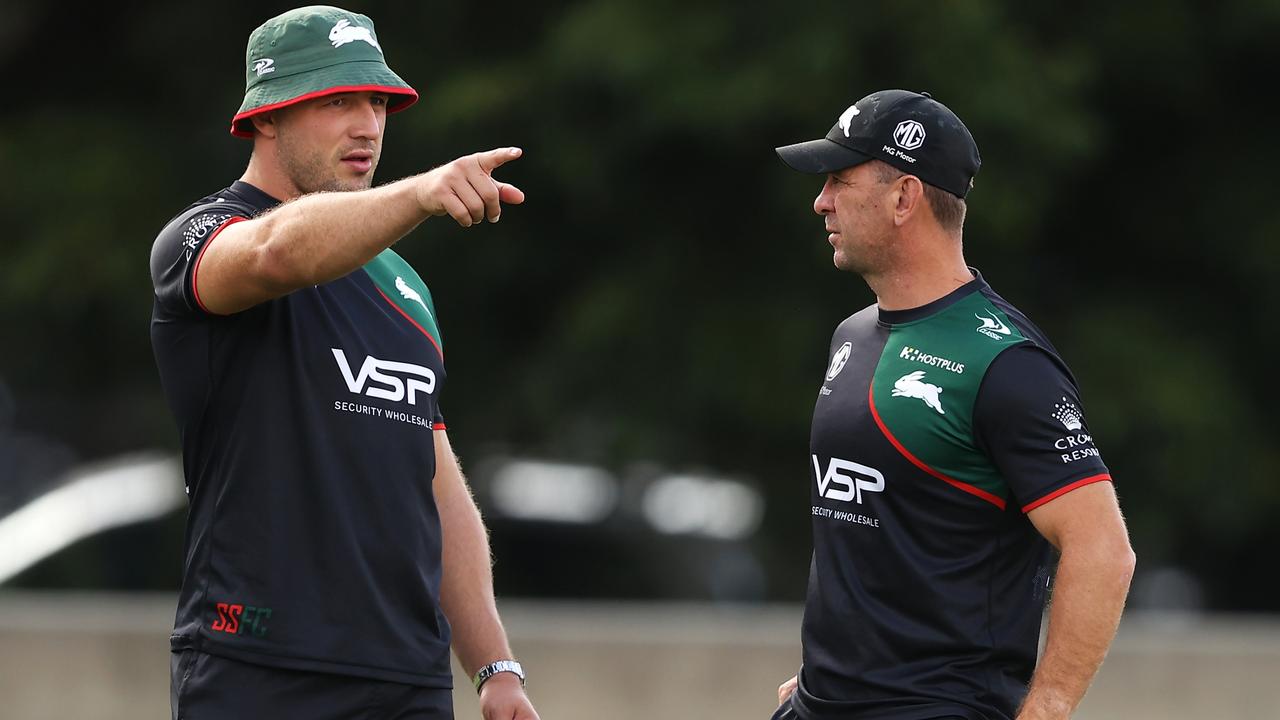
[170,650,454,720]
[772,695,972,720]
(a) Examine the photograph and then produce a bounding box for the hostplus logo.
[899,345,965,374]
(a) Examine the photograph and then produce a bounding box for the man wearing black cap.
[771,90,1135,720]
[150,6,536,719]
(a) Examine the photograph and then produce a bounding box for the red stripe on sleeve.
[1021,474,1113,513]
[191,216,249,315]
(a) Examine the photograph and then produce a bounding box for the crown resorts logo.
[893,120,926,150]
[330,19,381,51]
[1052,397,1083,431]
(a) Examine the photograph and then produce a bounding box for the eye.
[371,95,389,107]
[326,97,346,107]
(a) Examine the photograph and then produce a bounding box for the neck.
[240,145,301,201]
[865,231,973,311]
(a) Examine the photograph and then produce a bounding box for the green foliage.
[2,0,1277,607]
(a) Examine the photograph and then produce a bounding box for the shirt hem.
[171,634,453,689]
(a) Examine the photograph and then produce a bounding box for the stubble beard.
[276,131,378,194]
[833,227,894,278]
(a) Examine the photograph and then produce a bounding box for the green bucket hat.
[231,5,418,138]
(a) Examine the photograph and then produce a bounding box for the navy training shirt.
[150,181,453,687]
[794,272,1112,720]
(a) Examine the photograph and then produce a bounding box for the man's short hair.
[870,160,967,234]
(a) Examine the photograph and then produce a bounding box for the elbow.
[1110,536,1137,594]
[253,224,309,293]
[1120,543,1137,586]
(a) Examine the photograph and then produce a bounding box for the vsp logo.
[332,348,435,405]
[812,455,885,504]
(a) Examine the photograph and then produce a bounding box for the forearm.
[435,458,513,676]
[1018,542,1135,719]
[256,177,427,288]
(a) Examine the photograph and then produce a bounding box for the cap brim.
[775,138,873,174]
[231,60,418,138]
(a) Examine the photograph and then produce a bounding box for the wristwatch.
[472,659,525,693]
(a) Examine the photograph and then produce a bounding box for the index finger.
[476,146,523,173]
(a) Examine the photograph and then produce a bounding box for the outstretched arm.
[433,430,538,720]
[195,147,524,314]
[1018,481,1135,719]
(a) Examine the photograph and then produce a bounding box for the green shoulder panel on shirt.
[362,249,443,351]
[871,291,1025,500]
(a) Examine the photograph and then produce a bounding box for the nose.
[813,177,835,216]
[350,96,384,141]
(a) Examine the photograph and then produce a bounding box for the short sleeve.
[431,406,445,431]
[150,203,250,316]
[974,344,1112,513]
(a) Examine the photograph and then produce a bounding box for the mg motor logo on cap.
[893,120,926,150]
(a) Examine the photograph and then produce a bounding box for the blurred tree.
[1,0,1276,608]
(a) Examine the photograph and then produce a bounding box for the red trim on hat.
[230,84,419,138]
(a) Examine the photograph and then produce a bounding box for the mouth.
[340,149,374,174]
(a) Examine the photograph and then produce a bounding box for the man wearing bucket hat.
[770,90,1135,720]
[150,6,537,719]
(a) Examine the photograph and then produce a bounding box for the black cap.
[776,89,981,199]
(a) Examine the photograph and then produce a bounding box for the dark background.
[1,1,1277,611]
